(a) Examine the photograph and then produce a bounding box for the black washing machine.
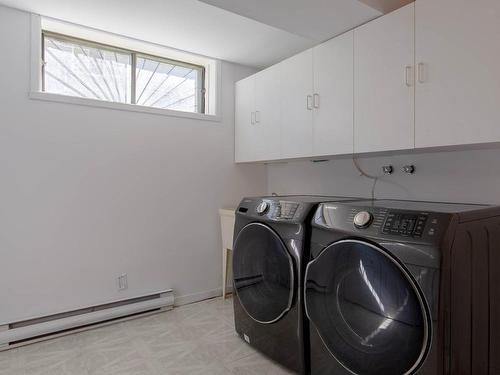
[232,196,361,375]
[304,199,500,375]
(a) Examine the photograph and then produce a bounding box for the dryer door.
[305,239,431,375]
[233,223,294,324]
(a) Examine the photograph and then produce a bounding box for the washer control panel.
[256,201,270,215]
[353,211,373,228]
[239,197,315,223]
[268,201,300,220]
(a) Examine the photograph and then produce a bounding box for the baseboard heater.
[0,289,174,350]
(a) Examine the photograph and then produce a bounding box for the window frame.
[41,31,206,114]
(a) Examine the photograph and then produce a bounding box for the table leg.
[222,248,228,299]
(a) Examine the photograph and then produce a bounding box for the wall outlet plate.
[117,274,128,291]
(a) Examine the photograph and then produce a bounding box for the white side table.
[219,208,236,299]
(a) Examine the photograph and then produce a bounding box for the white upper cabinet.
[254,64,282,161]
[415,0,500,148]
[234,76,255,162]
[280,49,314,159]
[312,31,354,157]
[234,65,281,162]
[354,3,415,153]
[235,0,500,163]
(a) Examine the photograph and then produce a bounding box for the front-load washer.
[232,196,361,374]
[304,199,500,375]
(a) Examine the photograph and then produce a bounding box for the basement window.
[42,32,206,114]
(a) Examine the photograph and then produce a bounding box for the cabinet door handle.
[307,95,313,110]
[255,111,261,123]
[251,111,255,125]
[313,94,320,109]
[417,62,425,83]
[405,65,413,87]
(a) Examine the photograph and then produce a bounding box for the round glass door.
[305,240,430,375]
[232,223,294,324]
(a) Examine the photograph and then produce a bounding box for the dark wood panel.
[450,229,472,374]
[488,223,500,374]
[471,224,489,374]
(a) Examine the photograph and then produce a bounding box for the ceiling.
[198,0,381,41]
[0,0,411,68]
[358,0,414,13]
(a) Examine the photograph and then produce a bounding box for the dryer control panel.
[314,202,452,245]
[382,212,428,238]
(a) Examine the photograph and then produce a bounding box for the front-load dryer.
[305,199,500,375]
[232,196,360,374]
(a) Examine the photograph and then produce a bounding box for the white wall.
[0,5,266,324]
[268,148,500,204]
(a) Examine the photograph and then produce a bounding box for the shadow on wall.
[358,0,415,14]
[267,148,500,205]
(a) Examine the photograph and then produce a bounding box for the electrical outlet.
[117,274,128,291]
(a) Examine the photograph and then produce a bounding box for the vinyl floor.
[0,297,294,375]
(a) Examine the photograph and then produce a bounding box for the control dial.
[256,201,270,215]
[353,211,373,229]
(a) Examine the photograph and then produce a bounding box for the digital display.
[382,212,428,237]
[271,202,299,220]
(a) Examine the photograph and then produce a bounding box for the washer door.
[305,239,430,375]
[233,223,294,324]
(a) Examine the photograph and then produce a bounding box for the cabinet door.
[254,64,281,161]
[313,31,354,156]
[234,76,255,162]
[354,4,415,153]
[415,0,500,148]
[280,49,314,159]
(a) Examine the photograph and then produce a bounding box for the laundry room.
[0,0,499,374]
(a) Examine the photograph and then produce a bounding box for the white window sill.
[29,91,221,123]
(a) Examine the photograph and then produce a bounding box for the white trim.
[0,289,173,326]
[174,287,230,306]
[208,60,223,119]
[0,326,7,350]
[0,309,165,352]
[0,289,229,350]
[40,16,216,68]
[30,13,42,92]
[29,14,222,121]
[0,291,174,347]
[29,91,222,122]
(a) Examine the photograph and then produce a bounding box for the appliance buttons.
[256,201,269,215]
[353,211,373,229]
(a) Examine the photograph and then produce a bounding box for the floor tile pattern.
[0,297,294,375]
